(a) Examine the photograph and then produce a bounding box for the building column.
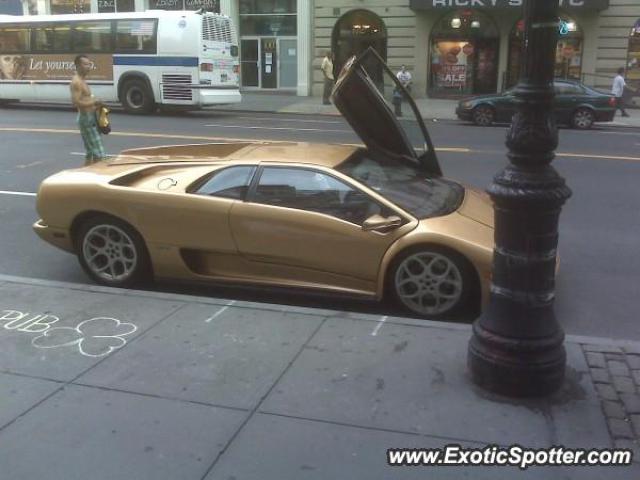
[220,0,239,37]
[135,0,145,12]
[296,0,310,96]
[37,0,49,14]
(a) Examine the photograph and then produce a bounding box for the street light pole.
[467,0,572,397]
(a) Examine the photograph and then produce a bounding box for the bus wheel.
[121,79,154,114]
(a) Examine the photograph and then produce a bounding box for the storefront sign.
[438,64,466,88]
[0,54,113,81]
[411,0,609,10]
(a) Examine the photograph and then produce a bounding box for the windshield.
[337,151,463,219]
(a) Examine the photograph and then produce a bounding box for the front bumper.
[33,219,74,253]
[197,88,242,106]
[456,106,473,121]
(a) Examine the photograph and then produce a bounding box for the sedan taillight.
[609,97,617,107]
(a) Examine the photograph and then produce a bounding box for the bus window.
[72,21,112,53]
[115,20,156,53]
[32,26,71,52]
[0,26,30,53]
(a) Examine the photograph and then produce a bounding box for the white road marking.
[204,123,348,133]
[0,190,36,197]
[205,300,236,323]
[16,160,44,169]
[232,115,342,125]
[371,315,388,337]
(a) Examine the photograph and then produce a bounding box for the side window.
[0,26,30,53]
[72,22,112,53]
[115,20,156,53]
[32,26,71,52]
[194,166,255,200]
[555,82,582,95]
[254,167,384,225]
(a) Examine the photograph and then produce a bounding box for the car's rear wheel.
[572,108,595,130]
[389,246,476,319]
[76,215,151,288]
[472,105,494,127]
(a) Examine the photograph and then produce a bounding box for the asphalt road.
[1,104,639,340]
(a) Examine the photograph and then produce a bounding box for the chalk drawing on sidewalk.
[1,309,137,358]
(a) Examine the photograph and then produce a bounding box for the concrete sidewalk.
[211,92,640,129]
[0,274,638,479]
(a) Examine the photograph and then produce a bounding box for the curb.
[2,273,640,350]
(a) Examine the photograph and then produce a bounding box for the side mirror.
[362,214,402,232]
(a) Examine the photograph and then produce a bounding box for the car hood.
[457,188,494,228]
[331,48,441,177]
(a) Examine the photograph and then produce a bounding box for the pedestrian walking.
[611,67,635,117]
[70,54,107,165]
[321,51,335,105]
[393,65,412,117]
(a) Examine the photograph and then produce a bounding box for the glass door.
[241,39,259,87]
[278,38,297,88]
[261,38,277,89]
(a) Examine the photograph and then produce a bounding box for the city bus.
[0,10,240,113]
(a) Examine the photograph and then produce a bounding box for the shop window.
[148,0,220,11]
[332,10,387,91]
[98,0,135,13]
[429,10,499,97]
[507,16,583,89]
[50,0,89,14]
[239,0,296,37]
[627,19,640,97]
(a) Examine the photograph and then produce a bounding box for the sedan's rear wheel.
[472,105,494,127]
[390,247,475,318]
[77,216,151,287]
[572,108,595,130]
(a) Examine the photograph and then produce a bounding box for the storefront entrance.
[240,37,297,89]
[429,10,499,97]
[332,9,387,90]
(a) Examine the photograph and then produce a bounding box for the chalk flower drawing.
[32,317,137,357]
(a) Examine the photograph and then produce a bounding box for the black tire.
[572,108,595,130]
[387,245,477,319]
[472,105,495,126]
[121,78,155,114]
[76,215,152,288]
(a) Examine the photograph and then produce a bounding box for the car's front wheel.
[572,108,595,130]
[472,105,494,126]
[389,247,476,319]
[76,216,151,288]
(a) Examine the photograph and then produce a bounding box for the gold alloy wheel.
[394,251,464,316]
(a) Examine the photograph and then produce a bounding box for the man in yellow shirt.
[321,51,334,105]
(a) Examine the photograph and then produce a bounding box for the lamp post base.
[468,321,566,397]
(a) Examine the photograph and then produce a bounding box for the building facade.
[312,0,640,103]
[7,0,640,101]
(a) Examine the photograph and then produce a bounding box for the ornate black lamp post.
[467,0,572,397]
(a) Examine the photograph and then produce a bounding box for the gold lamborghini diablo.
[34,48,495,319]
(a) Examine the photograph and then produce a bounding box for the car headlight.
[461,101,473,108]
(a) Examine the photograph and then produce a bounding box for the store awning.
[410,0,610,12]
